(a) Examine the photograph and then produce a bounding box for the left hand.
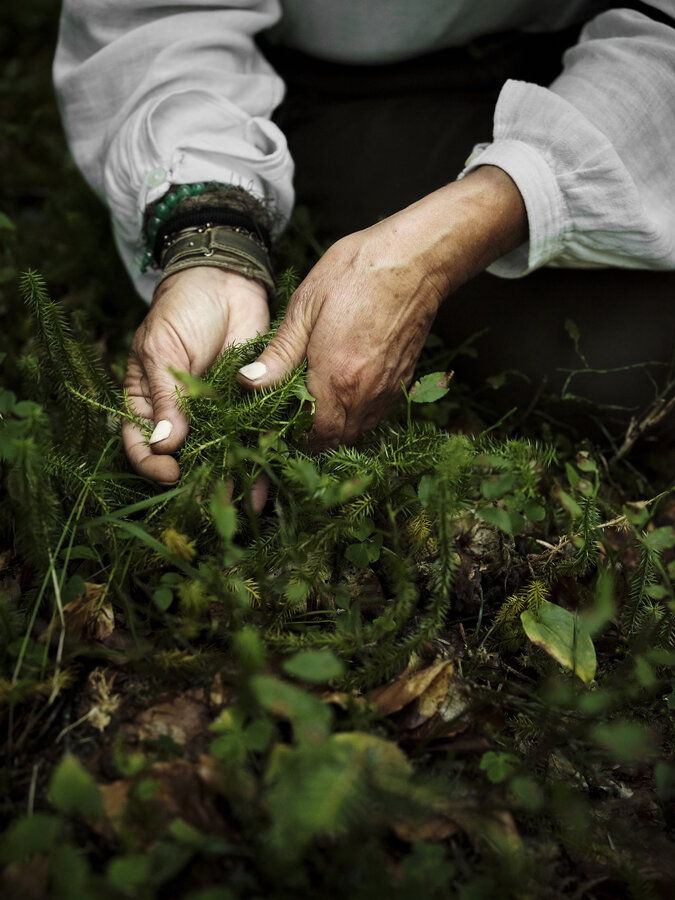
[238,166,528,449]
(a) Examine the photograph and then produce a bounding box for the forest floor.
[1,5,675,900]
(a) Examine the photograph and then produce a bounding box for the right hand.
[123,266,269,485]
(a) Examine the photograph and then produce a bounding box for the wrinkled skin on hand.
[122,266,268,484]
[244,223,446,451]
[239,166,528,450]
[123,166,527,482]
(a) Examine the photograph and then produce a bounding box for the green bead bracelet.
[141,181,213,273]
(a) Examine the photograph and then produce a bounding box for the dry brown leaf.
[393,814,459,843]
[418,663,456,718]
[39,582,111,644]
[453,808,522,856]
[85,667,121,732]
[92,600,115,640]
[96,779,130,837]
[371,660,451,716]
[320,690,367,710]
[132,692,211,749]
[96,759,229,840]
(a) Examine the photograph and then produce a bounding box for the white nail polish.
[239,361,268,381]
[149,419,173,444]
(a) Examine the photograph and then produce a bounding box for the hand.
[238,166,528,449]
[123,266,269,484]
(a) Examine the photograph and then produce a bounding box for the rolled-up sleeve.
[54,0,294,300]
[461,5,675,278]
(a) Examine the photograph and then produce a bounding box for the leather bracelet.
[153,207,271,266]
[156,224,274,294]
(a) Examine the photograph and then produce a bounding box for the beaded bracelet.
[141,181,212,273]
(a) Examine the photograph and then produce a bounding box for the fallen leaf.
[85,667,122,733]
[371,660,451,716]
[393,814,459,842]
[131,692,212,753]
[93,601,115,640]
[39,582,110,644]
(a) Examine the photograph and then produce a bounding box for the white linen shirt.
[53,1,675,301]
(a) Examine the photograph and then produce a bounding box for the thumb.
[238,311,310,390]
[144,358,190,453]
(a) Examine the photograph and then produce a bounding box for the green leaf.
[417,474,436,507]
[345,542,370,569]
[564,318,580,342]
[283,649,345,683]
[409,371,453,404]
[521,600,596,683]
[478,505,513,534]
[252,675,332,744]
[565,462,580,490]
[481,472,515,501]
[479,751,519,783]
[153,586,173,611]
[291,378,316,409]
[210,481,237,542]
[644,527,675,551]
[169,366,216,398]
[583,566,614,636]
[0,813,61,863]
[591,721,654,764]
[49,755,103,818]
[523,501,546,522]
[107,854,151,892]
[0,211,15,231]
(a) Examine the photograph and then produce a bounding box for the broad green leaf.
[49,754,102,818]
[591,720,654,764]
[417,474,436,507]
[0,813,61,863]
[283,649,345,683]
[583,566,614,636]
[0,211,15,231]
[409,371,453,404]
[107,854,151,892]
[523,501,546,522]
[481,472,515,501]
[345,542,370,569]
[210,481,237,542]
[480,751,519,783]
[644,527,675,551]
[153,586,173,611]
[521,600,596,683]
[478,505,513,533]
[252,675,332,744]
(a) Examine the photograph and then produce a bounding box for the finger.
[306,375,347,453]
[124,355,182,483]
[122,389,181,484]
[237,302,311,391]
[142,357,190,454]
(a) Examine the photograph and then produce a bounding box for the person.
[54,1,675,486]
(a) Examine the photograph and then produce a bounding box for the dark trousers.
[266,32,675,440]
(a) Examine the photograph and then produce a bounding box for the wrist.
[393,165,528,297]
[153,265,269,315]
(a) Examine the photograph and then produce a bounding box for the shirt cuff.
[460,139,568,279]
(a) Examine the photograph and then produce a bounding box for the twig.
[611,389,675,464]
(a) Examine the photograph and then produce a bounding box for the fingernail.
[239,361,267,381]
[149,419,173,444]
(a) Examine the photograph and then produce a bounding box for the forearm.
[460,6,675,276]
[382,165,528,304]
